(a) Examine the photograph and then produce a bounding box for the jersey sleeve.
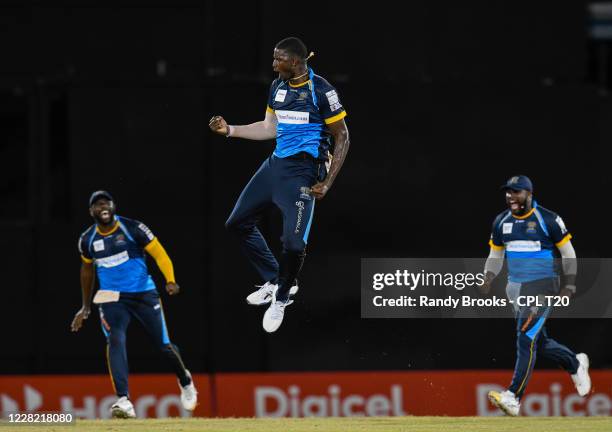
[489,214,505,250]
[78,230,93,263]
[128,219,157,248]
[545,212,572,247]
[317,81,347,125]
[267,79,279,113]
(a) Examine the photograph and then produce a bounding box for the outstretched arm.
[209,111,277,141]
[145,238,180,295]
[310,119,350,200]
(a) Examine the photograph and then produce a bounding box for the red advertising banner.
[214,371,612,417]
[0,375,212,418]
[1,371,610,418]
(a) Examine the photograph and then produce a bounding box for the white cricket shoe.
[488,390,520,417]
[262,289,293,333]
[178,370,198,411]
[571,353,592,396]
[246,281,299,306]
[111,396,136,418]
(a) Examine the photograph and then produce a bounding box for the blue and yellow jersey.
[78,216,158,293]
[489,202,572,283]
[267,68,347,160]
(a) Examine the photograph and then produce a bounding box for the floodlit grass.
[3,416,611,432]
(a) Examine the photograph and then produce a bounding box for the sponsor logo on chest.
[275,110,310,124]
[505,240,542,252]
[96,251,130,268]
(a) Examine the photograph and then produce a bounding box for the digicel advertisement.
[1,371,611,418]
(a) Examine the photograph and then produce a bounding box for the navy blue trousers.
[508,280,579,399]
[99,290,190,397]
[226,154,322,301]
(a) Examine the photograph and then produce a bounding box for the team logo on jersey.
[298,91,308,100]
[526,221,537,233]
[93,239,105,252]
[114,233,127,246]
[502,223,513,234]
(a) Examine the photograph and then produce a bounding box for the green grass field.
[4,417,611,432]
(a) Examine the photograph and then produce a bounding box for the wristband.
[225,125,233,138]
[564,284,576,294]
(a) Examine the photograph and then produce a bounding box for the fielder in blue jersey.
[209,37,350,333]
[480,175,591,416]
[70,191,197,418]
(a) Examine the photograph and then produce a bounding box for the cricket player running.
[70,191,197,418]
[209,37,350,332]
[480,175,591,416]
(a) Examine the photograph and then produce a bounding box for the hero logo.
[1,385,190,419]
[254,385,406,417]
[477,384,612,416]
[1,385,43,414]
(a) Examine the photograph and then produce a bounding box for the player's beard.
[508,197,530,216]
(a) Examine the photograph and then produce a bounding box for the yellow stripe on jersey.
[488,239,504,251]
[555,233,572,248]
[289,79,311,88]
[96,222,120,236]
[512,207,536,220]
[324,111,347,125]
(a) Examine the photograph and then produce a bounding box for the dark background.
[1,2,610,377]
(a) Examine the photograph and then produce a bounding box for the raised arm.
[209,111,277,141]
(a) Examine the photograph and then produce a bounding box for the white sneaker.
[488,390,520,416]
[111,396,136,418]
[178,370,198,411]
[246,281,299,306]
[571,353,592,397]
[262,289,293,333]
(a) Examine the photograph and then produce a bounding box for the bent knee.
[283,239,306,255]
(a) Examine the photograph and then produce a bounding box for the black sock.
[276,249,306,302]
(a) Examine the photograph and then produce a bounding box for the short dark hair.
[275,37,308,60]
